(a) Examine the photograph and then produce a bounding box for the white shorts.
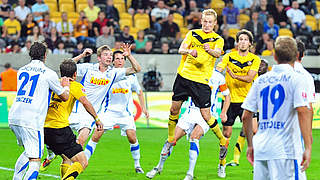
[10,125,44,159]
[99,111,136,136]
[177,108,209,139]
[69,103,95,132]
[254,159,306,180]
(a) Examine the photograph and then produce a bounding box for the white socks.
[84,139,97,161]
[187,139,199,177]
[130,141,141,168]
[13,151,29,180]
[23,161,40,180]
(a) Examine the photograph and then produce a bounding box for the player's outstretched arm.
[79,96,104,131]
[242,110,254,166]
[122,43,141,75]
[72,48,93,63]
[220,94,230,123]
[57,77,70,101]
[137,90,149,119]
[297,106,312,171]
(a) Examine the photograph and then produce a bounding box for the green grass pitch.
[0,128,319,179]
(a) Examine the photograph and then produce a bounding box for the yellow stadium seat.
[76,3,87,12]
[119,18,133,29]
[76,0,87,3]
[68,11,80,19]
[239,14,250,28]
[47,2,58,12]
[114,3,126,13]
[173,13,184,27]
[114,0,125,3]
[134,13,149,22]
[134,18,150,30]
[59,0,74,3]
[211,0,225,16]
[180,27,189,39]
[70,18,78,25]
[60,3,75,12]
[229,28,240,39]
[278,28,293,37]
[50,11,61,18]
[120,12,132,20]
[305,15,317,31]
[44,0,57,3]
[173,13,183,21]
[51,17,61,23]
[129,27,138,39]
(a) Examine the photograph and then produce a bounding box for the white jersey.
[8,60,65,130]
[184,71,230,119]
[102,74,141,118]
[242,64,309,160]
[73,63,126,113]
[294,61,316,103]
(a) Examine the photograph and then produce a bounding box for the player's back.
[8,60,63,130]
[294,61,316,103]
[251,64,307,160]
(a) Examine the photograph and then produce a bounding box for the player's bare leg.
[77,127,91,147]
[126,129,143,173]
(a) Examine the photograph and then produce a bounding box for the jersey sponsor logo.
[90,77,110,85]
[112,88,129,94]
[302,92,307,100]
[192,31,219,44]
[229,57,254,69]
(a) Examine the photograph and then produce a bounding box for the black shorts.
[44,126,83,159]
[172,74,211,108]
[223,102,244,126]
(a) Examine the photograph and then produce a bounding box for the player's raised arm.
[122,43,141,75]
[72,48,93,63]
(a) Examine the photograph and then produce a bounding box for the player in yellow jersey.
[152,9,228,173]
[216,29,261,177]
[44,59,103,180]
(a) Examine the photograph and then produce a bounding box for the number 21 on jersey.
[17,72,40,97]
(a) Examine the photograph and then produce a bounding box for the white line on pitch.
[0,166,60,178]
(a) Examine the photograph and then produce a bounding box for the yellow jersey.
[3,19,21,35]
[217,51,261,103]
[44,81,86,128]
[177,29,224,84]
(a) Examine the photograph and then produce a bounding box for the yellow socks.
[207,116,226,146]
[62,162,83,180]
[168,114,179,142]
[60,164,71,178]
[233,134,245,164]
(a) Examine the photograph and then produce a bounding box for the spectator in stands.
[271,2,289,28]
[244,11,263,41]
[221,28,235,52]
[45,27,61,51]
[84,0,101,22]
[103,0,120,28]
[185,0,202,29]
[233,0,252,14]
[39,12,55,38]
[21,13,37,41]
[56,12,77,45]
[261,40,275,56]
[27,25,44,44]
[264,15,279,39]
[164,0,186,14]
[286,1,308,33]
[135,30,148,53]
[194,0,210,9]
[221,0,240,30]
[151,0,170,35]
[21,39,31,53]
[161,42,169,54]
[112,40,121,51]
[255,0,274,25]
[14,0,31,22]
[96,25,115,48]
[0,63,17,91]
[141,40,153,54]
[74,10,95,44]
[31,0,48,22]
[0,0,11,20]
[131,0,152,14]
[93,11,109,37]
[119,25,135,46]
[8,42,21,53]
[53,41,67,54]
[2,10,21,44]
[256,32,272,54]
[0,17,6,49]
[160,12,181,45]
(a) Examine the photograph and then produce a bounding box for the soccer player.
[8,42,70,180]
[146,70,231,179]
[164,8,228,163]
[216,29,261,172]
[242,36,312,180]
[44,59,103,179]
[83,50,149,173]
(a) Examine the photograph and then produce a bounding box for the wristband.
[95,116,101,122]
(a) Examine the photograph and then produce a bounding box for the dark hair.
[60,59,77,78]
[296,39,305,61]
[112,50,125,61]
[267,15,274,21]
[4,63,11,69]
[258,59,269,75]
[236,29,254,44]
[29,42,47,61]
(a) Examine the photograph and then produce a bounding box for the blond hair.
[97,45,111,57]
[274,36,297,63]
[202,9,217,20]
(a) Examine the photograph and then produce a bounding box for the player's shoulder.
[248,52,260,60]
[70,81,84,89]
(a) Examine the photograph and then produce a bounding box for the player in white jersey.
[82,50,149,173]
[40,44,141,169]
[146,70,231,180]
[242,36,312,180]
[8,42,70,180]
